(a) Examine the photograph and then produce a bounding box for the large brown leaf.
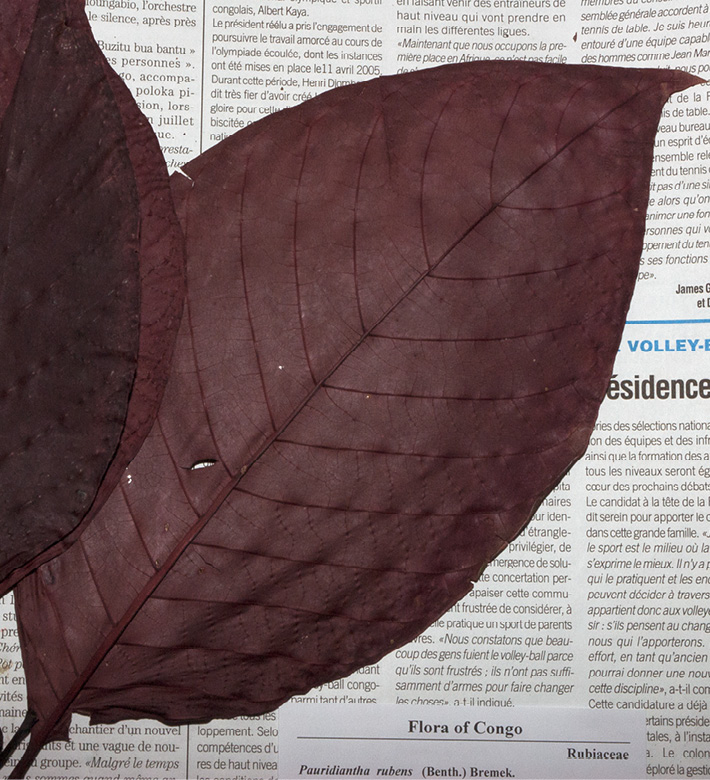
[12,61,701,775]
[0,0,184,593]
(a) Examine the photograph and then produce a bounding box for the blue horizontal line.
[626,319,710,324]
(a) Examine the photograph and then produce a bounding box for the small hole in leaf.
[189,459,217,471]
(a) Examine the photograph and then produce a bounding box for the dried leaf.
[0,0,184,593]
[12,61,701,775]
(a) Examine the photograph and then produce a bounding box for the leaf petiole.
[0,711,37,772]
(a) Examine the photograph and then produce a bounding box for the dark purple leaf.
[0,0,184,593]
[73,45,185,541]
[12,61,701,775]
[0,0,38,122]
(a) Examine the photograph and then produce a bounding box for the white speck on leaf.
[190,460,217,471]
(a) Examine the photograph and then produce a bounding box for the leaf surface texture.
[0,0,184,593]
[13,60,701,774]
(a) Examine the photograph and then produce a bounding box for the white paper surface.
[278,704,646,779]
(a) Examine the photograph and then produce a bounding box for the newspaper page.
[1,0,710,777]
